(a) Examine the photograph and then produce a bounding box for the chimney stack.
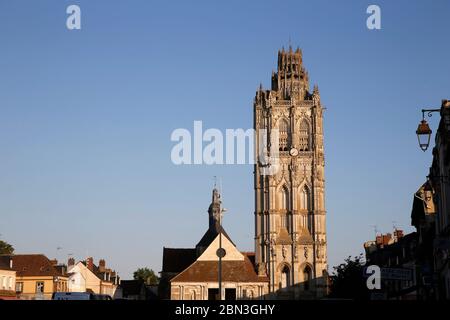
[394,229,404,240]
[68,257,75,268]
[99,259,106,272]
[86,257,94,271]
[382,233,392,245]
[376,235,382,245]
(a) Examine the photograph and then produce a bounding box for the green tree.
[0,240,14,255]
[329,254,369,300]
[133,267,159,285]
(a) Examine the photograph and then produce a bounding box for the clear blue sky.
[0,0,449,278]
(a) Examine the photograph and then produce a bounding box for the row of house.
[364,229,418,300]
[362,99,450,300]
[0,254,121,300]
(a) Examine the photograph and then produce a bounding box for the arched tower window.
[281,265,290,289]
[281,185,290,210]
[299,119,310,151]
[303,266,312,291]
[278,118,290,151]
[281,185,291,231]
[307,212,314,234]
[300,186,310,211]
[300,186,313,233]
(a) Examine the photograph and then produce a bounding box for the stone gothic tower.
[253,47,327,298]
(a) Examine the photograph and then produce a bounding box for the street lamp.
[216,207,227,300]
[416,119,432,152]
[416,109,440,151]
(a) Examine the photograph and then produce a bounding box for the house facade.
[412,99,450,299]
[8,254,68,300]
[429,99,450,299]
[0,256,16,299]
[411,181,437,299]
[411,100,450,300]
[170,234,269,300]
[364,230,418,300]
[67,257,119,297]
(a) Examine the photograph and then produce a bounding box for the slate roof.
[161,248,197,273]
[0,256,12,270]
[242,252,256,267]
[162,225,235,274]
[196,225,234,248]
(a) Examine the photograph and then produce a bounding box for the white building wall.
[0,270,16,292]
[67,263,101,293]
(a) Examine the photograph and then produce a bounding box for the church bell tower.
[253,47,327,298]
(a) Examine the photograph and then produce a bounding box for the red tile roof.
[171,254,268,283]
[5,254,66,277]
[80,260,117,283]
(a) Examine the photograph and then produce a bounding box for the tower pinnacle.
[272,46,309,99]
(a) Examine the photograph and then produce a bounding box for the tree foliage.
[133,267,159,285]
[0,240,14,255]
[329,254,369,300]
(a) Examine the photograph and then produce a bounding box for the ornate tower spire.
[208,188,222,229]
[253,47,328,298]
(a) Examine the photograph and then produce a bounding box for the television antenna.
[370,225,379,238]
